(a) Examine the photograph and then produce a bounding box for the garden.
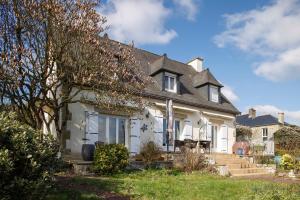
[1,112,300,200]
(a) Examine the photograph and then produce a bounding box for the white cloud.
[172,0,199,21]
[221,84,239,102]
[214,0,300,81]
[245,105,300,126]
[101,0,177,45]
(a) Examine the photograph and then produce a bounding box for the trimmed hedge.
[0,112,59,199]
[93,144,129,175]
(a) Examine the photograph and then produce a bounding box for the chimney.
[248,108,256,119]
[187,57,204,72]
[278,112,284,124]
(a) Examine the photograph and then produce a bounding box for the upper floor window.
[164,72,177,93]
[210,85,219,103]
[262,128,268,141]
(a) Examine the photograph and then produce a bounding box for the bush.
[0,112,59,200]
[182,147,207,172]
[254,155,274,165]
[280,154,294,170]
[243,184,300,200]
[139,141,162,166]
[93,144,129,175]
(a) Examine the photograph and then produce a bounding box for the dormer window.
[164,72,177,93]
[209,85,219,103]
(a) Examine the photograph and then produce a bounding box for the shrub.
[0,112,59,200]
[243,184,300,200]
[93,144,129,175]
[139,141,162,166]
[280,154,294,170]
[254,155,275,165]
[181,147,207,172]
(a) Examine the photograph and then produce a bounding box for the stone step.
[231,172,272,177]
[229,168,269,175]
[215,160,249,165]
[227,163,256,169]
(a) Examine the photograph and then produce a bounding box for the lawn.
[47,170,300,200]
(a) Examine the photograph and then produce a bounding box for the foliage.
[0,0,150,149]
[254,155,275,165]
[47,170,300,200]
[139,141,162,166]
[181,147,207,172]
[236,126,252,142]
[0,112,59,200]
[274,126,300,157]
[93,144,129,175]
[244,184,300,200]
[280,154,294,170]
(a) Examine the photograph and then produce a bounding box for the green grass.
[47,170,300,200]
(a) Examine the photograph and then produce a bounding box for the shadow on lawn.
[47,175,130,200]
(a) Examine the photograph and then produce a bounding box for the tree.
[236,126,252,142]
[274,126,300,157]
[0,0,150,151]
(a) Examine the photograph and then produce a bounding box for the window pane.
[164,76,169,90]
[118,119,126,144]
[170,77,175,90]
[98,116,106,143]
[210,86,219,102]
[175,120,180,140]
[163,118,167,146]
[109,117,117,144]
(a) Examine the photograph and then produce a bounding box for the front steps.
[208,153,272,177]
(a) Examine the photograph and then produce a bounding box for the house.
[55,45,240,157]
[236,108,288,155]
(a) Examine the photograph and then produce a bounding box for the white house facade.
[48,44,240,157]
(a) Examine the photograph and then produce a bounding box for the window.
[118,119,126,144]
[210,85,219,103]
[262,128,268,141]
[164,73,177,93]
[109,117,117,144]
[163,119,180,146]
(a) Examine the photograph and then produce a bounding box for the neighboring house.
[236,108,288,155]
[52,45,240,156]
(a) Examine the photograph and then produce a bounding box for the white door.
[219,125,228,153]
[85,112,99,145]
[130,118,140,155]
[183,119,193,140]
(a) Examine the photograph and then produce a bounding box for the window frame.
[262,128,268,142]
[209,85,219,103]
[164,72,177,93]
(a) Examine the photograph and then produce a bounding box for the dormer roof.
[192,69,223,88]
[150,54,184,76]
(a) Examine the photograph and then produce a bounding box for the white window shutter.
[130,118,141,155]
[220,125,228,153]
[86,112,99,145]
[207,122,212,141]
[183,119,193,139]
[154,115,164,146]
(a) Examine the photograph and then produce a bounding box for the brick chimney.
[278,112,284,124]
[248,108,256,119]
[187,57,204,72]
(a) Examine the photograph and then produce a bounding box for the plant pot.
[81,144,95,161]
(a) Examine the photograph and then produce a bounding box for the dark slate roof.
[149,54,184,76]
[192,69,223,88]
[130,47,240,115]
[236,114,287,127]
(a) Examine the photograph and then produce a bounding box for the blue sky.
[100,0,300,125]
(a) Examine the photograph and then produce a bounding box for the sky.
[99,0,300,125]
